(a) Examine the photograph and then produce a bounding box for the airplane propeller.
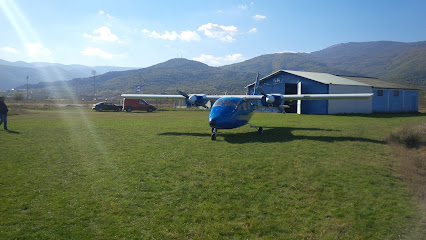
[177,90,190,99]
[177,90,208,108]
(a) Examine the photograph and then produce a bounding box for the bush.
[387,123,426,148]
[13,93,24,100]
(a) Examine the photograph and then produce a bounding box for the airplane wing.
[279,93,373,100]
[121,93,228,107]
[217,93,373,101]
[121,93,373,108]
[121,93,226,100]
[121,94,187,99]
[121,93,373,101]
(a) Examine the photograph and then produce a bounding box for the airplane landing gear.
[211,127,217,140]
[249,123,263,134]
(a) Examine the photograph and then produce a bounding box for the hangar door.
[328,85,372,114]
[285,83,297,113]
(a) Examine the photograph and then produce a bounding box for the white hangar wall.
[328,84,373,114]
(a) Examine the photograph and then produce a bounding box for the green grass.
[0,109,425,239]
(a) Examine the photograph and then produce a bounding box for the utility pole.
[75,78,79,98]
[92,70,96,99]
[26,75,29,100]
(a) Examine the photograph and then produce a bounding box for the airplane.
[121,74,373,140]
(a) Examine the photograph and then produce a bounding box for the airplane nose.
[209,119,216,127]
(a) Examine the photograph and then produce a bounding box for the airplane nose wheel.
[211,127,217,140]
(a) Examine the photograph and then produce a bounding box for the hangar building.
[246,70,418,114]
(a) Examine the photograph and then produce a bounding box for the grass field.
[0,108,425,239]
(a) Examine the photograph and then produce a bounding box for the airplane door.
[285,83,297,113]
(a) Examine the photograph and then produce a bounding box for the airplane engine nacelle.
[266,95,275,104]
[188,94,208,106]
[261,94,283,107]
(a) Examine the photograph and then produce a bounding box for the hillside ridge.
[2,40,425,96]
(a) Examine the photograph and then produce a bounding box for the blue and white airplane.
[121,74,373,140]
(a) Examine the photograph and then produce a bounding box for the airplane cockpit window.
[212,99,223,107]
[213,99,239,108]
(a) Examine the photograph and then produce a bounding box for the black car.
[92,102,123,112]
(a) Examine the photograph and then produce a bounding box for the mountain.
[307,41,426,89]
[5,41,426,97]
[0,59,135,90]
[220,52,357,76]
[220,41,425,91]
[86,59,255,95]
[20,58,257,98]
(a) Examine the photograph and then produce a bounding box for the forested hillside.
[308,41,426,90]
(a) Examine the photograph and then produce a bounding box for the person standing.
[0,96,8,130]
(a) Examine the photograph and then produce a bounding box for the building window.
[377,90,383,96]
[393,90,399,97]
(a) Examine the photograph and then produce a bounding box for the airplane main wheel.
[258,127,263,134]
[211,128,217,140]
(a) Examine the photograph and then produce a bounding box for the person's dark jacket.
[0,101,8,114]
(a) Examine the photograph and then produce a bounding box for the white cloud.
[1,46,17,54]
[197,23,238,42]
[142,29,200,41]
[180,30,201,41]
[98,10,113,19]
[80,47,115,59]
[248,28,257,33]
[238,2,254,10]
[278,50,311,54]
[193,54,245,66]
[83,26,118,42]
[151,31,179,41]
[25,43,51,56]
[82,33,91,39]
[238,4,248,10]
[253,14,267,20]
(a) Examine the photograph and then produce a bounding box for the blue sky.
[1,0,425,67]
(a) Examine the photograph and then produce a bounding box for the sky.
[1,0,425,68]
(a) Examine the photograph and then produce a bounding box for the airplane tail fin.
[253,72,266,96]
[253,72,260,95]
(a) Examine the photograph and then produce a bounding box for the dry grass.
[7,100,93,110]
[389,144,426,205]
[386,123,426,149]
[386,123,426,238]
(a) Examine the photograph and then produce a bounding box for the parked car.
[123,98,156,112]
[92,102,123,112]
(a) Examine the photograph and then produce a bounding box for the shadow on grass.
[122,111,158,114]
[159,127,384,144]
[5,130,20,134]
